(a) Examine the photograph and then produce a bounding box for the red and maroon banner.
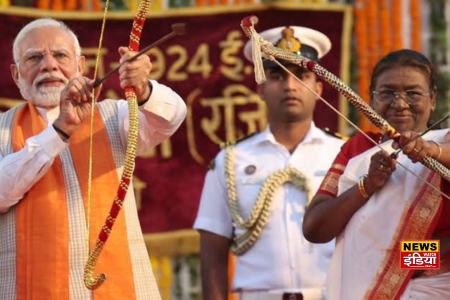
[0,4,351,233]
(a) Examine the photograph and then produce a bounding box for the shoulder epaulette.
[219,132,258,148]
[323,127,348,141]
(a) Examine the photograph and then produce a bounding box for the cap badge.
[244,165,257,175]
[275,27,302,53]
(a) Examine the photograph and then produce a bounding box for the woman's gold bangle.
[358,175,370,199]
[430,141,442,160]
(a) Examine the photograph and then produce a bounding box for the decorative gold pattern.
[275,27,302,53]
[84,240,107,290]
[102,226,111,235]
[115,198,123,208]
[364,172,442,299]
[130,33,140,44]
[225,146,312,255]
[133,22,143,33]
[83,0,151,290]
[421,251,450,277]
[318,171,340,197]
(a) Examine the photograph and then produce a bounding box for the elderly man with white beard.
[0,18,186,300]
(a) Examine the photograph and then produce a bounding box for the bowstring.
[86,0,111,261]
[272,58,450,202]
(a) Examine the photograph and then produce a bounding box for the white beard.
[18,70,78,108]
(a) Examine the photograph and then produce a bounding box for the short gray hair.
[13,18,81,63]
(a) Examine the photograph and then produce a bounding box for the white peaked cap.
[243,25,332,64]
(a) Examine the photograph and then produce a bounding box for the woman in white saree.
[303,49,450,300]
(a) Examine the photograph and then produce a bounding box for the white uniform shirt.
[0,80,187,212]
[194,123,344,292]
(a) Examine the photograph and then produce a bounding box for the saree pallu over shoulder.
[327,129,450,300]
[318,132,382,197]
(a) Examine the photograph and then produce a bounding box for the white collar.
[250,122,326,146]
[35,105,60,125]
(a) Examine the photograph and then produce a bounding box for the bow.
[83,0,151,290]
[240,15,450,183]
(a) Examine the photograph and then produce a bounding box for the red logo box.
[400,240,439,270]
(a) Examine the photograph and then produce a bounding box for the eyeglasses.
[372,89,430,105]
[18,50,76,67]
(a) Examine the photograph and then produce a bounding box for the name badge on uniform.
[241,177,266,184]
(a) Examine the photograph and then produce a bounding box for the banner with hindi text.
[0,3,352,233]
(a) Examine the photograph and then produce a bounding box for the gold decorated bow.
[83,0,151,290]
[240,15,450,183]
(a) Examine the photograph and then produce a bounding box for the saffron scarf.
[12,103,136,299]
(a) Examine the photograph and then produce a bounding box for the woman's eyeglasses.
[372,90,430,105]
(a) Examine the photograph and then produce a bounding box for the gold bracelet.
[430,141,442,160]
[358,175,370,199]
